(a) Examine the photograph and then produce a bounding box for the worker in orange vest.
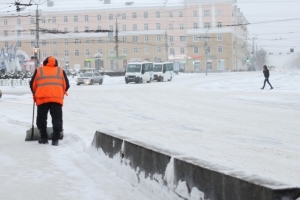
[30,56,70,146]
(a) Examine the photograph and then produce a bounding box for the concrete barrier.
[91,131,300,200]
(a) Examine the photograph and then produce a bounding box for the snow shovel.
[25,101,64,141]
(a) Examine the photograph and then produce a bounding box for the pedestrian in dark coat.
[30,56,70,146]
[261,65,273,90]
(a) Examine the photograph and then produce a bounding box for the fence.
[0,79,30,87]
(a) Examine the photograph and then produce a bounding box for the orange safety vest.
[32,65,66,106]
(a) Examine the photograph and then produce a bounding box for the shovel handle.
[31,101,35,139]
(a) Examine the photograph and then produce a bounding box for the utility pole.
[114,14,120,70]
[251,37,257,71]
[165,31,168,61]
[35,8,40,69]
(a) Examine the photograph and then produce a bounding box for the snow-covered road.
[1,70,300,199]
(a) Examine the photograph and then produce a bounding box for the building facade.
[0,0,249,72]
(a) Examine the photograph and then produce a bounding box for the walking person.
[30,56,70,146]
[261,65,273,90]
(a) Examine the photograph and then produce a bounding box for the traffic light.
[290,48,294,53]
[33,48,39,58]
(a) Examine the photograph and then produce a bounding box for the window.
[204,10,210,16]
[85,27,89,31]
[179,11,183,17]
[144,35,148,42]
[169,12,173,18]
[156,11,160,18]
[169,24,173,30]
[109,37,113,43]
[218,46,223,53]
[52,17,56,23]
[206,46,211,53]
[133,24,137,31]
[156,35,161,42]
[193,11,197,17]
[179,24,184,30]
[74,38,79,45]
[62,39,67,45]
[4,42,8,47]
[180,36,186,42]
[30,18,34,24]
[17,18,21,25]
[17,41,21,47]
[132,12,137,18]
[53,51,57,57]
[97,26,101,31]
[109,14,113,20]
[132,36,138,42]
[157,47,161,53]
[144,24,148,30]
[122,25,126,31]
[97,14,101,21]
[193,35,199,42]
[108,25,113,32]
[217,34,223,41]
[42,51,46,58]
[75,50,79,56]
[133,47,138,54]
[122,48,127,55]
[193,23,198,29]
[31,30,35,35]
[74,16,78,22]
[144,47,149,54]
[64,16,68,22]
[169,36,174,43]
[170,48,174,55]
[4,19,8,25]
[64,28,68,33]
[144,12,148,18]
[122,36,127,43]
[65,50,69,57]
[41,17,45,23]
[156,23,160,30]
[98,38,102,43]
[217,22,222,28]
[122,13,126,19]
[180,47,184,54]
[194,46,199,53]
[109,49,115,55]
[17,30,21,37]
[85,15,89,21]
[31,41,35,47]
[217,9,222,16]
[75,27,78,33]
[52,39,57,46]
[85,49,89,56]
[204,23,210,29]
[98,49,102,54]
[4,30,8,37]
[42,40,46,46]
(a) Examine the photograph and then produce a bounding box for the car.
[0,89,2,98]
[76,72,103,85]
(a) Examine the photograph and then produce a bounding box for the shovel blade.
[25,127,64,141]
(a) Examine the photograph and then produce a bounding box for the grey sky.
[236,0,300,54]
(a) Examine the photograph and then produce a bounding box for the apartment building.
[0,0,249,72]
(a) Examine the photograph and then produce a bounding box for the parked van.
[153,62,174,82]
[125,62,153,84]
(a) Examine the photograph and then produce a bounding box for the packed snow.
[0,69,300,199]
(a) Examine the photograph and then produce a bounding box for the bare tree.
[255,48,267,70]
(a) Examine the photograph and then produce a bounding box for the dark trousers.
[262,78,273,89]
[36,102,63,139]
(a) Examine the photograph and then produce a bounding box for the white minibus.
[153,62,174,82]
[125,62,153,84]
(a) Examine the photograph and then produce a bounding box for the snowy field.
[0,70,300,199]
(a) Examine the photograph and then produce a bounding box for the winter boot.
[38,131,48,144]
[51,132,60,146]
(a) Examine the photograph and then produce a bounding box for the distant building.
[0,0,249,72]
